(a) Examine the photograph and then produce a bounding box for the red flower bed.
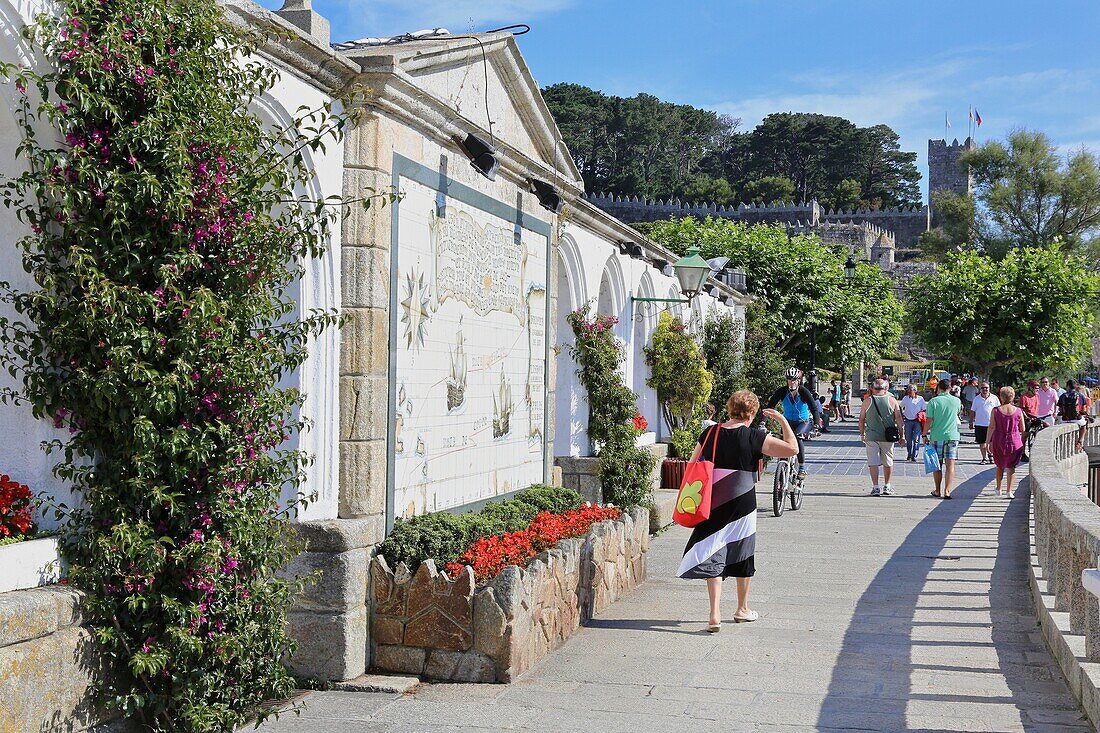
[0,474,35,539]
[446,505,622,583]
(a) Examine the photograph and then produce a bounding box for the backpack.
[1059,391,1086,421]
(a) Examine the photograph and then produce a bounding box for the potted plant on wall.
[644,312,713,489]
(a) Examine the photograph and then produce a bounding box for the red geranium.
[632,413,648,433]
[0,474,36,539]
[446,505,622,583]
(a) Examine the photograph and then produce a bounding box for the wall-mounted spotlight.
[650,257,669,272]
[529,179,564,214]
[456,133,499,180]
[617,241,644,258]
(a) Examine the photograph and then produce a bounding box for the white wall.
[257,62,344,522]
[0,0,70,529]
[553,221,741,456]
[0,1,343,524]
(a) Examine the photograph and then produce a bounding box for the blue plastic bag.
[923,443,941,474]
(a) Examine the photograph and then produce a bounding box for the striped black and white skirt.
[677,467,757,579]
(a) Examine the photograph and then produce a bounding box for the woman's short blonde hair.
[727,390,760,422]
[999,386,1015,404]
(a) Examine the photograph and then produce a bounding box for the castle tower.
[927,137,976,224]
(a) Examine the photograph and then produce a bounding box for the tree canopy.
[543,83,921,209]
[907,247,1098,379]
[923,130,1100,258]
[639,217,904,373]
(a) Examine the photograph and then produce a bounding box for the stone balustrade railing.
[1027,422,1100,726]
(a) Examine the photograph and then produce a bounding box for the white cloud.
[713,62,963,133]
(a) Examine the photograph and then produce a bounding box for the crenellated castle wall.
[584,192,930,251]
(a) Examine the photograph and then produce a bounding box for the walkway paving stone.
[258,415,1092,732]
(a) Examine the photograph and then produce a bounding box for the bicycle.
[1022,416,1048,463]
[772,427,810,517]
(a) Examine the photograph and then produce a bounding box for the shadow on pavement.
[814,471,1084,731]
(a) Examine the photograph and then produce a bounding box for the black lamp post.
[836,254,858,389]
[811,255,859,396]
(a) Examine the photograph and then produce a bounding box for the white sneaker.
[870,486,881,496]
[881,484,894,496]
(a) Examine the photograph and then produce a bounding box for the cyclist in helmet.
[768,367,822,483]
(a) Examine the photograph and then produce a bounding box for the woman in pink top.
[988,386,1026,498]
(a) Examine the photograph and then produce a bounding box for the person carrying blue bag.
[923,379,962,499]
[923,442,941,475]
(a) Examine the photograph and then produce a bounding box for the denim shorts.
[933,440,959,461]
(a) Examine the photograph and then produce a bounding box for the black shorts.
[975,425,989,444]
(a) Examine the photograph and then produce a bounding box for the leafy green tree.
[731,114,919,208]
[541,83,739,201]
[701,312,746,419]
[919,190,977,259]
[930,130,1100,257]
[853,124,921,207]
[739,302,788,402]
[681,173,737,207]
[543,84,919,208]
[908,248,1098,377]
[644,312,713,457]
[639,217,905,377]
[744,176,796,205]
[816,261,906,370]
[825,179,863,211]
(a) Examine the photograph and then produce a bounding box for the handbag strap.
[701,424,722,462]
[871,395,889,423]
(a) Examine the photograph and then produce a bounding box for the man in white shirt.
[900,383,926,462]
[969,382,1000,464]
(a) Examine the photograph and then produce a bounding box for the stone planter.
[370,506,649,683]
[0,536,62,594]
[661,458,688,490]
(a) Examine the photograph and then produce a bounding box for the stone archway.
[553,234,588,457]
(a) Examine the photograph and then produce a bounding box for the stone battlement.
[584,192,930,249]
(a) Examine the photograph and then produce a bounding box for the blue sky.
[259,0,1100,201]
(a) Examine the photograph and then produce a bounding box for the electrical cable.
[484,24,531,35]
[377,32,496,144]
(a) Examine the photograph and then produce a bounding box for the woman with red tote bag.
[677,390,800,632]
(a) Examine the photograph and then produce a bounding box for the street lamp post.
[808,255,857,396]
[633,245,714,304]
[841,254,857,391]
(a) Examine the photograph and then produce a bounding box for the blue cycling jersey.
[782,391,811,422]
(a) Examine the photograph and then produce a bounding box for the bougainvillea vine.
[0,1,388,729]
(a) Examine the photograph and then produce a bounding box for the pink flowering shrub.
[566,303,654,507]
[0,1,390,729]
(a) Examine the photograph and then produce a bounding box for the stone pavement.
[258,415,1092,733]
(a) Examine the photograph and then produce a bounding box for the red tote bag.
[673,425,721,528]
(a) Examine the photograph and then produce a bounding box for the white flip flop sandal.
[733,610,759,623]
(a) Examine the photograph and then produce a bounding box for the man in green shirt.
[923,379,962,499]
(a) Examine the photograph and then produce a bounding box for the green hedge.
[377,485,584,570]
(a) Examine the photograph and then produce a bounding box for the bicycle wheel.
[790,477,804,511]
[773,461,787,517]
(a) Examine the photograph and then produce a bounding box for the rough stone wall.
[585,193,930,250]
[0,587,112,733]
[818,209,929,251]
[928,138,975,226]
[370,507,649,683]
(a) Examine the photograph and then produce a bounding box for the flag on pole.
[945,111,951,129]
[974,108,982,127]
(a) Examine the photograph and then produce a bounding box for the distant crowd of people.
[854,373,1097,501]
